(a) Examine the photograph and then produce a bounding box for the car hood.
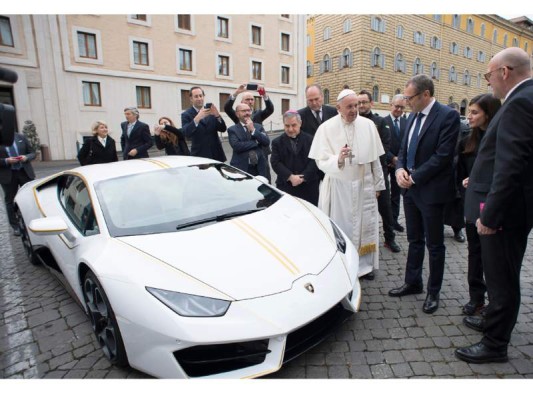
[117,197,338,300]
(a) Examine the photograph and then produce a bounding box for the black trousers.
[479,226,530,350]
[403,192,446,295]
[465,222,486,303]
[1,169,32,228]
[388,167,401,223]
[377,164,395,243]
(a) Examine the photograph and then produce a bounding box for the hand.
[6,157,21,165]
[245,118,255,133]
[258,85,266,97]
[462,177,469,189]
[288,174,304,187]
[338,145,352,165]
[476,218,497,235]
[376,191,381,198]
[391,156,398,167]
[194,107,210,123]
[234,84,246,97]
[128,148,138,157]
[153,125,162,135]
[396,168,413,189]
[210,104,221,118]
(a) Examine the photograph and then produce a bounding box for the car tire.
[16,208,40,266]
[82,270,129,367]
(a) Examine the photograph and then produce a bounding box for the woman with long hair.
[458,94,501,315]
[77,120,118,165]
[153,116,190,156]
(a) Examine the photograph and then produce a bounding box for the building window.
[477,73,482,88]
[322,54,331,73]
[252,25,262,46]
[396,25,404,39]
[281,66,290,84]
[217,17,229,38]
[281,33,290,52]
[323,89,330,105]
[371,47,384,68]
[280,14,290,19]
[395,53,405,73]
[218,55,229,76]
[434,15,442,23]
[431,62,439,79]
[136,86,151,109]
[430,36,441,49]
[372,86,379,102]
[306,34,311,47]
[466,18,474,34]
[179,48,192,71]
[513,37,519,47]
[77,31,97,59]
[306,61,313,77]
[281,99,290,114]
[480,23,486,38]
[493,29,498,44]
[477,51,486,62]
[413,58,423,75]
[0,16,14,47]
[452,15,461,29]
[503,33,508,48]
[343,19,352,33]
[450,42,459,55]
[131,15,147,21]
[371,16,385,33]
[449,66,457,83]
[323,26,331,40]
[177,15,191,31]
[133,41,149,66]
[252,61,262,80]
[463,70,471,86]
[414,31,424,45]
[525,42,529,52]
[464,46,472,59]
[82,81,101,106]
[341,48,352,68]
[180,89,190,110]
[219,93,230,110]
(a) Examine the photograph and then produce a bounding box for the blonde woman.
[77,121,118,165]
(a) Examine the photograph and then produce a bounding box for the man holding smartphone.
[0,132,36,236]
[182,86,227,162]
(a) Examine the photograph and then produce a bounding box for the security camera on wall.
[0,66,18,146]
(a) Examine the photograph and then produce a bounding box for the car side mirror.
[29,217,69,236]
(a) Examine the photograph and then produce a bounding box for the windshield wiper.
[176,208,265,230]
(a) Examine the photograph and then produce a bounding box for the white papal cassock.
[309,114,385,277]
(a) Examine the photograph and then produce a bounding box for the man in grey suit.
[0,132,36,236]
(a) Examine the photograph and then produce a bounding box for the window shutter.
[349,52,353,67]
[319,61,324,74]
[370,52,375,67]
[381,54,385,69]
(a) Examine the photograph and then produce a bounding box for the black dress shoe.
[393,222,404,232]
[422,293,439,314]
[455,342,508,364]
[360,271,375,281]
[463,315,484,332]
[388,283,423,297]
[384,240,401,253]
[462,300,485,316]
[453,230,466,243]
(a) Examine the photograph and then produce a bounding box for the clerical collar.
[359,111,373,119]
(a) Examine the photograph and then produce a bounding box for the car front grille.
[283,302,353,364]
[174,339,270,378]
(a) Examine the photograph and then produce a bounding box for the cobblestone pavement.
[1,154,532,379]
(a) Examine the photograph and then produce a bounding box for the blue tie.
[393,118,400,138]
[406,112,424,171]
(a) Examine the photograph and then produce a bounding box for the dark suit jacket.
[297,105,337,136]
[465,79,533,230]
[360,112,391,170]
[154,125,190,156]
[228,122,270,177]
[77,135,118,166]
[270,132,320,205]
[397,101,460,204]
[181,107,227,162]
[224,96,274,125]
[120,120,153,160]
[383,114,407,164]
[0,132,36,184]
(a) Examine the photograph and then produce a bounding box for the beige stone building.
[307,14,533,115]
[0,14,306,160]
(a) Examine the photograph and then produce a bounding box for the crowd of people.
[1,46,532,367]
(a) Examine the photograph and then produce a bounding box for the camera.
[246,83,258,91]
[204,102,213,109]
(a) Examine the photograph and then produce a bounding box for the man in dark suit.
[270,110,320,206]
[182,86,227,162]
[383,94,407,232]
[297,84,337,137]
[455,48,533,364]
[358,90,400,255]
[0,132,36,236]
[389,74,460,314]
[120,107,152,160]
[227,103,270,178]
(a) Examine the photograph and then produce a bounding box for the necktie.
[127,124,134,137]
[394,118,400,138]
[314,110,321,124]
[406,112,424,171]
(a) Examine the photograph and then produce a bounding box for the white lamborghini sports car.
[14,156,361,379]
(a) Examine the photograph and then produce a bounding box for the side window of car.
[58,175,99,236]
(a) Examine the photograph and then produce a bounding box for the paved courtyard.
[1,152,532,379]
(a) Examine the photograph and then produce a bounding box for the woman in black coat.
[77,120,118,165]
[153,116,190,156]
[457,94,501,316]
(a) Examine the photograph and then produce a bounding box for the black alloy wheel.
[82,270,128,367]
[15,208,40,265]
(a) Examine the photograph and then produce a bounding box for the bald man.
[456,47,533,364]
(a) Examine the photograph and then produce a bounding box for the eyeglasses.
[484,66,514,81]
[392,104,406,110]
[402,92,421,101]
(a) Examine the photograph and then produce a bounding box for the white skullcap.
[337,89,356,102]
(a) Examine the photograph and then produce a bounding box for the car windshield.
[95,163,282,237]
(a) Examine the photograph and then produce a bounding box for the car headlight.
[330,220,347,254]
[146,287,231,317]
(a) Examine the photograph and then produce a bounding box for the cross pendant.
[347,151,355,165]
